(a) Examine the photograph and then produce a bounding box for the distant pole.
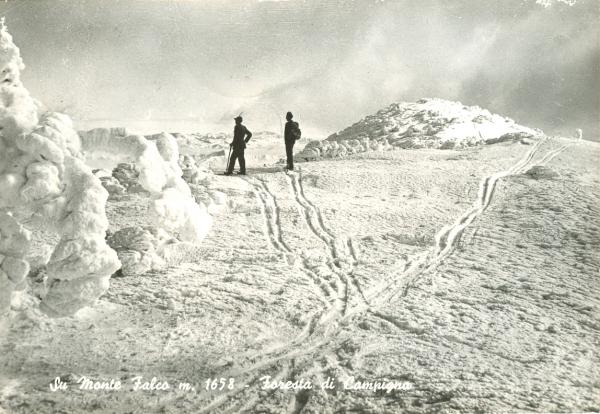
[225,145,232,173]
[278,111,283,140]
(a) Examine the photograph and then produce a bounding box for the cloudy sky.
[1,0,598,139]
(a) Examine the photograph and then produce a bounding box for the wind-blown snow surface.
[297,98,540,160]
[1,128,597,412]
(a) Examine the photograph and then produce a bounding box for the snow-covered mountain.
[297,98,541,161]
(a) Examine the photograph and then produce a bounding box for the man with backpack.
[225,115,252,175]
[284,111,301,171]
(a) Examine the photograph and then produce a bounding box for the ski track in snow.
[245,177,332,305]
[249,178,292,254]
[288,172,335,250]
[285,172,348,310]
[363,134,582,308]
[203,136,581,412]
[537,140,576,167]
[364,135,576,309]
[198,172,361,412]
[287,171,369,310]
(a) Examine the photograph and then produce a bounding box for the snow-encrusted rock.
[111,163,146,193]
[525,165,560,180]
[179,155,212,185]
[0,214,31,315]
[107,226,174,276]
[146,132,179,165]
[99,175,126,197]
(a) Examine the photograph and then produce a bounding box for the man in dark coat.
[225,115,252,175]
[284,111,300,171]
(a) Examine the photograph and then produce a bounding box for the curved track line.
[260,181,294,253]
[248,179,291,254]
[536,135,581,167]
[365,136,549,305]
[296,172,339,246]
[369,134,580,306]
[346,237,369,303]
[347,237,360,264]
[286,172,335,254]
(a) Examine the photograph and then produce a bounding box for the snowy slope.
[298,98,541,160]
[3,132,597,414]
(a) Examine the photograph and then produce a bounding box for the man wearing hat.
[225,115,252,175]
[284,111,301,171]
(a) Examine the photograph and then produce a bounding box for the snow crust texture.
[0,22,212,317]
[298,98,540,161]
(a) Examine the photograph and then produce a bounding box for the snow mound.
[297,98,541,161]
[107,163,145,194]
[0,215,31,316]
[0,21,212,317]
[107,226,175,276]
[106,226,205,277]
[180,154,212,186]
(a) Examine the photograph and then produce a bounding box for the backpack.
[291,121,302,141]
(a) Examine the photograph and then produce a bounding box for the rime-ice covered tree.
[0,19,212,317]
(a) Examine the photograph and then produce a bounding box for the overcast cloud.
[1,0,597,139]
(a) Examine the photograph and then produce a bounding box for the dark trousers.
[228,147,245,173]
[285,140,295,170]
